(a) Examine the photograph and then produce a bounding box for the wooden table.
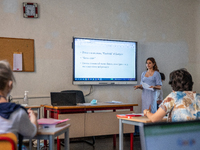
[117,116,167,150]
[29,124,70,150]
[43,103,138,150]
[43,103,137,116]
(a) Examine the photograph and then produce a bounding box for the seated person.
[143,68,200,122]
[0,60,37,138]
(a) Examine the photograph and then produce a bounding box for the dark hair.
[160,72,165,81]
[0,60,15,90]
[169,69,193,91]
[146,57,159,71]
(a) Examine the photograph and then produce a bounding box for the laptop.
[140,120,200,150]
[50,92,76,106]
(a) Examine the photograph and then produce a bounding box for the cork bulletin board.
[0,37,34,72]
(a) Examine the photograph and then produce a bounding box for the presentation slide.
[74,39,136,80]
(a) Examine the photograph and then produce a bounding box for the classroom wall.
[0,0,197,113]
[192,1,200,92]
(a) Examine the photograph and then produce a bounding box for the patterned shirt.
[159,91,200,122]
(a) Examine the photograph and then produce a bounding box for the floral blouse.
[159,91,200,122]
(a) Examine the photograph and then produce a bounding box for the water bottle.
[23,91,29,105]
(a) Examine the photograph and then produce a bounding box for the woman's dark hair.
[146,57,159,71]
[169,69,193,91]
[160,72,165,81]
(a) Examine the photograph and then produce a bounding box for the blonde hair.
[0,60,15,90]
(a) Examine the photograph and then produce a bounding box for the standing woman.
[134,57,162,113]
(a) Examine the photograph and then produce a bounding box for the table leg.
[139,125,146,150]
[37,108,40,119]
[113,134,116,148]
[44,107,47,118]
[49,136,55,150]
[55,110,61,150]
[119,119,124,150]
[36,108,41,149]
[64,128,70,150]
[44,108,47,148]
[130,133,134,150]
[57,137,60,150]
[130,107,133,111]
[113,109,116,147]
[37,139,40,150]
[29,139,32,150]
[130,106,134,150]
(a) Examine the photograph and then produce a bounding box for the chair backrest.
[0,133,17,150]
[61,90,85,103]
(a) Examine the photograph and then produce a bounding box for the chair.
[61,90,85,103]
[0,133,17,150]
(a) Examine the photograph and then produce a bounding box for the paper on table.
[132,113,144,116]
[142,82,154,91]
[13,53,23,71]
[78,103,92,106]
[116,113,144,118]
[106,101,122,104]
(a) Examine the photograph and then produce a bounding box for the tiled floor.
[25,134,141,150]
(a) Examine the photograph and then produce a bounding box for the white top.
[0,108,37,138]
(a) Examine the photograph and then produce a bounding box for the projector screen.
[73,37,137,85]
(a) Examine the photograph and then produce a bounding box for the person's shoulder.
[166,92,174,98]
[171,91,189,99]
[154,71,160,75]
[8,108,27,121]
[15,107,28,117]
[154,71,161,78]
[142,71,147,75]
[162,92,175,103]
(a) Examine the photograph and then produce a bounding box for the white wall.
[192,0,200,92]
[0,0,197,112]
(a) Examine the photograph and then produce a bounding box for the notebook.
[140,120,200,150]
[38,118,69,128]
[38,118,69,125]
[50,92,76,106]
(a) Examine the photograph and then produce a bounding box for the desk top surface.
[37,124,70,135]
[117,116,152,123]
[117,116,167,123]
[42,103,138,109]
[24,105,41,109]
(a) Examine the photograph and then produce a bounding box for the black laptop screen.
[50,92,76,106]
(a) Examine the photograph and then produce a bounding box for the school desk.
[43,103,138,150]
[117,116,167,150]
[28,124,70,150]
